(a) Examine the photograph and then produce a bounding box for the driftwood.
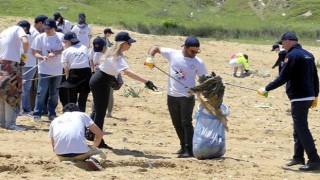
[191,72,229,131]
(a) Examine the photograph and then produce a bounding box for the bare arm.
[88,124,103,147]
[123,68,148,83]
[63,62,70,79]
[148,46,161,56]
[21,36,29,54]
[32,49,47,60]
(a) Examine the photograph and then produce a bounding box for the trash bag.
[193,104,229,160]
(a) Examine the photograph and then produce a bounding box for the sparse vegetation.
[123,87,144,98]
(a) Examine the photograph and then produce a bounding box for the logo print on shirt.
[173,68,186,81]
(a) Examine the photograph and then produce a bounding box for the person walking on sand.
[147,36,208,158]
[0,20,30,130]
[88,32,157,149]
[49,103,106,171]
[271,44,287,74]
[258,32,320,171]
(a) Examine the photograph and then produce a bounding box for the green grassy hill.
[1,0,319,44]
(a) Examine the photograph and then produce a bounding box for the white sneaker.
[34,116,42,122]
[8,125,26,131]
[86,157,104,171]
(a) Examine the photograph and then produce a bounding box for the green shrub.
[162,19,178,28]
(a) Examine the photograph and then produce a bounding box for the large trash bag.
[193,104,229,160]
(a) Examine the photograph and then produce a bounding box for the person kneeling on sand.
[49,103,106,171]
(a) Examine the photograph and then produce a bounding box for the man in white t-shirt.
[49,103,106,171]
[31,18,64,122]
[147,36,208,158]
[0,20,30,130]
[71,13,92,48]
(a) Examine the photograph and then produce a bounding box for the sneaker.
[34,116,42,122]
[7,125,26,131]
[48,115,57,121]
[177,150,194,158]
[175,147,185,154]
[106,113,112,118]
[19,110,32,116]
[86,157,104,171]
[286,159,305,166]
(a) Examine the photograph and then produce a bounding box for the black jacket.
[266,44,319,100]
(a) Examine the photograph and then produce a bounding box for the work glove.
[145,80,157,91]
[20,54,27,66]
[311,97,318,109]
[144,55,154,69]
[257,87,268,97]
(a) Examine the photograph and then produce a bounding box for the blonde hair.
[104,41,126,62]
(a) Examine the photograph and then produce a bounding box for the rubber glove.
[144,56,154,69]
[145,80,157,91]
[257,87,268,97]
[311,97,318,109]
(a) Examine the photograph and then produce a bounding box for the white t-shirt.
[61,44,90,69]
[99,55,129,78]
[31,32,64,75]
[71,24,92,48]
[0,26,27,62]
[160,48,208,97]
[24,26,39,67]
[57,19,72,34]
[88,48,104,67]
[49,111,94,155]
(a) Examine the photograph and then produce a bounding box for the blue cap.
[115,32,136,43]
[64,32,80,43]
[93,36,106,52]
[17,20,31,34]
[43,18,57,30]
[278,32,298,45]
[182,36,200,47]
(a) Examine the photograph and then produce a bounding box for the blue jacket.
[266,44,319,100]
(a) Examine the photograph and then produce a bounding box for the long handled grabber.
[22,59,47,76]
[224,82,268,97]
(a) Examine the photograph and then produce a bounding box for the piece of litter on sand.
[152,91,163,94]
[147,159,153,169]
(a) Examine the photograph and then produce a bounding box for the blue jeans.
[33,74,62,117]
[22,67,37,112]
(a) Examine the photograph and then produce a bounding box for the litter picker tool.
[224,82,256,91]
[22,59,47,76]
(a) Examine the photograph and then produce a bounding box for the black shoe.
[299,162,320,171]
[176,148,185,154]
[48,115,57,121]
[286,159,305,166]
[98,143,113,150]
[177,150,193,158]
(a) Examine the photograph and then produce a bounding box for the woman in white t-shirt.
[53,12,72,35]
[88,32,157,149]
[60,32,91,112]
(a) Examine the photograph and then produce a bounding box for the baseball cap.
[104,28,114,34]
[79,13,86,18]
[43,18,57,30]
[34,15,48,23]
[64,32,80,43]
[271,44,280,51]
[277,32,298,45]
[115,32,136,43]
[182,36,200,47]
[53,12,61,21]
[17,20,31,34]
[93,36,106,52]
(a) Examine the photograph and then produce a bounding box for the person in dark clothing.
[258,32,320,171]
[271,44,287,73]
[89,32,157,149]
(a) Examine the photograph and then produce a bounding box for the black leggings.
[89,70,115,131]
[167,95,195,150]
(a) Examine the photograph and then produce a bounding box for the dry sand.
[1,20,320,179]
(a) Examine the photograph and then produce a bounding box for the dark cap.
[182,36,200,47]
[17,20,31,34]
[115,32,136,43]
[93,36,106,52]
[64,32,80,43]
[79,13,86,18]
[53,12,61,21]
[104,28,114,34]
[34,15,48,23]
[43,18,57,30]
[277,32,298,45]
[271,44,280,51]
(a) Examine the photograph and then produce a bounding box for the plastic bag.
[111,74,124,90]
[193,104,229,160]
